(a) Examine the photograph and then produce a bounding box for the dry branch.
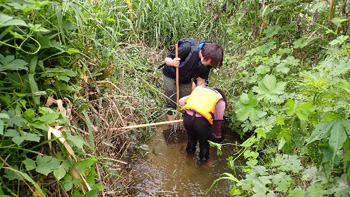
[110,119,183,131]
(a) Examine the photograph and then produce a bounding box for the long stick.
[175,44,180,120]
[110,120,183,131]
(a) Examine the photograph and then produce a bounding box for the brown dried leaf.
[45,96,57,107]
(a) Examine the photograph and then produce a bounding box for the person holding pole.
[179,86,227,163]
[162,38,224,122]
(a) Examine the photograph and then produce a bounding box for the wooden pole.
[175,44,180,120]
[110,119,183,131]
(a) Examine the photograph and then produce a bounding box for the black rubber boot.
[199,148,209,163]
[186,140,197,153]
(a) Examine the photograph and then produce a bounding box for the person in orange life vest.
[179,86,227,163]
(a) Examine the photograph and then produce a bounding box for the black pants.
[183,113,212,161]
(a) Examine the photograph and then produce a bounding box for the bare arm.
[165,57,181,67]
[192,77,206,90]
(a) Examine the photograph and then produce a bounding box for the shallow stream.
[129,124,243,196]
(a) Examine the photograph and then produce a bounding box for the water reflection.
[130,124,242,196]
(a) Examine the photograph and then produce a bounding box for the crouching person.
[179,86,227,163]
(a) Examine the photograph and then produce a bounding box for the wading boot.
[186,140,197,154]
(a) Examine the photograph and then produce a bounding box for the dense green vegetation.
[0,0,349,196]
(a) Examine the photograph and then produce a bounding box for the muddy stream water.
[129,123,243,196]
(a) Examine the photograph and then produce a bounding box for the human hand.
[172,58,181,67]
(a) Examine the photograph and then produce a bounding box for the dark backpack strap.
[158,63,166,69]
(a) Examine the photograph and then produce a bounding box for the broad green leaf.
[21,131,41,142]
[276,116,285,126]
[36,155,54,176]
[28,24,49,32]
[76,156,97,175]
[302,166,318,182]
[31,120,49,131]
[277,128,292,142]
[0,14,27,27]
[264,25,281,38]
[246,159,258,166]
[329,121,347,159]
[278,137,286,150]
[271,172,291,193]
[22,108,34,121]
[289,187,305,197]
[308,120,349,160]
[29,0,52,7]
[344,150,350,161]
[29,56,38,74]
[41,68,77,82]
[4,129,19,137]
[267,55,281,65]
[23,158,36,171]
[38,36,51,49]
[54,165,66,181]
[253,166,268,176]
[254,41,276,55]
[307,121,334,144]
[0,54,28,72]
[283,56,300,66]
[321,59,350,77]
[4,167,22,180]
[244,150,259,159]
[285,100,315,120]
[235,91,266,122]
[328,174,350,197]
[296,103,315,121]
[306,183,324,197]
[12,136,25,145]
[0,14,12,24]
[276,64,289,74]
[271,154,303,173]
[6,129,40,145]
[310,1,328,12]
[230,187,244,196]
[0,113,10,119]
[252,178,268,195]
[285,99,295,116]
[337,80,350,94]
[67,134,86,149]
[0,120,3,135]
[255,128,266,139]
[342,120,350,136]
[7,29,24,39]
[293,38,309,48]
[252,74,286,103]
[280,155,303,173]
[62,175,74,191]
[7,2,38,12]
[83,189,99,197]
[329,35,349,46]
[37,112,60,124]
[242,179,253,190]
[258,176,271,186]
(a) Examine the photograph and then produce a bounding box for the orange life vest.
[181,86,222,124]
